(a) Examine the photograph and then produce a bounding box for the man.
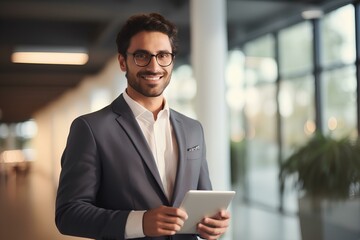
[55,13,230,240]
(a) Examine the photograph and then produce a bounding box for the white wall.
[32,57,126,186]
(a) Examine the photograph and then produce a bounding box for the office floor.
[232,201,301,240]
[0,165,86,240]
[0,166,301,240]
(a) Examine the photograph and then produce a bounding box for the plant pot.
[298,196,360,240]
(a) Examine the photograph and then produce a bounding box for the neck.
[126,88,164,119]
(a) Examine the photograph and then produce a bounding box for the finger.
[162,206,188,220]
[152,207,187,228]
[197,223,226,240]
[143,210,185,236]
[202,216,229,229]
[153,227,177,236]
[211,210,230,220]
[219,210,231,219]
[156,221,183,232]
[160,215,186,227]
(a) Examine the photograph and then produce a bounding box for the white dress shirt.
[123,91,178,239]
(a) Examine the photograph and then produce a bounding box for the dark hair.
[116,13,178,56]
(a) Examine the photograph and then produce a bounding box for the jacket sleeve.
[55,117,129,240]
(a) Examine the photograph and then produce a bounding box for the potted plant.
[279,133,360,240]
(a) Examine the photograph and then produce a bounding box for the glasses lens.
[156,53,173,66]
[133,52,150,67]
[131,52,173,67]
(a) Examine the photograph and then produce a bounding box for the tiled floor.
[0,167,302,240]
[232,201,301,240]
[0,167,86,240]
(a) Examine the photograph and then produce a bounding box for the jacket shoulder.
[170,109,203,132]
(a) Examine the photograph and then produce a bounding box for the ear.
[118,54,127,72]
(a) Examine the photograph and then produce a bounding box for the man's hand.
[143,205,188,237]
[197,210,230,240]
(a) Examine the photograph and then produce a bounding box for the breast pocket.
[186,145,201,160]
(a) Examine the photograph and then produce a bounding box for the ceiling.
[0,0,351,123]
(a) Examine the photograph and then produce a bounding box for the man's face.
[118,31,174,99]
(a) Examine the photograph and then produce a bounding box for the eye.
[157,53,171,59]
[134,52,149,60]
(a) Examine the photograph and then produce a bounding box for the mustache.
[137,71,163,77]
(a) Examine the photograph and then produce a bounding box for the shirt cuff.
[125,210,146,239]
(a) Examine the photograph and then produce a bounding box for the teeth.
[143,75,161,80]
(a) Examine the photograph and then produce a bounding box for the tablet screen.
[178,190,236,234]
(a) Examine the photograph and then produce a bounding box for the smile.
[141,75,163,81]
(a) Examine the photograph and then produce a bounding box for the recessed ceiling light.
[301,8,324,20]
[11,46,89,65]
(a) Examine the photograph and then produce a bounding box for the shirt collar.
[123,90,170,120]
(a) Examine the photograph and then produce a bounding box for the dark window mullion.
[354,2,360,135]
[313,18,323,134]
[274,31,284,212]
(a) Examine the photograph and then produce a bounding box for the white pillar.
[190,1,233,240]
[190,0,230,191]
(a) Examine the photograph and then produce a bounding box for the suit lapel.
[111,95,168,202]
[170,111,187,206]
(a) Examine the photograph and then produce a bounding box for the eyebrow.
[133,49,172,54]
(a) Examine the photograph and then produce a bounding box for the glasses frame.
[126,51,175,67]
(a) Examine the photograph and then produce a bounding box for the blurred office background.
[0,0,359,239]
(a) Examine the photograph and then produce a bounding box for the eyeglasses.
[127,51,175,67]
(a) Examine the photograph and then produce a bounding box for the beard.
[125,69,172,98]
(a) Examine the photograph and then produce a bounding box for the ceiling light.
[301,8,324,20]
[11,46,89,65]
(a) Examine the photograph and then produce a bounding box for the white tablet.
[178,190,236,234]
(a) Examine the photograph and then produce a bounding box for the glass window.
[279,21,317,213]
[280,75,315,155]
[226,50,246,142]
[244,83,279,208]
[279,21,313,76]
[243,35,279,208]
[322,66,357,138]
[321,5,355,66]
[280,75,315,213]
[226,50,246,188]
[244,34,277,84]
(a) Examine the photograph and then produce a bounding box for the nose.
[146,55,161,70]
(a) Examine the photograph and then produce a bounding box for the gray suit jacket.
[55,94,212,240]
